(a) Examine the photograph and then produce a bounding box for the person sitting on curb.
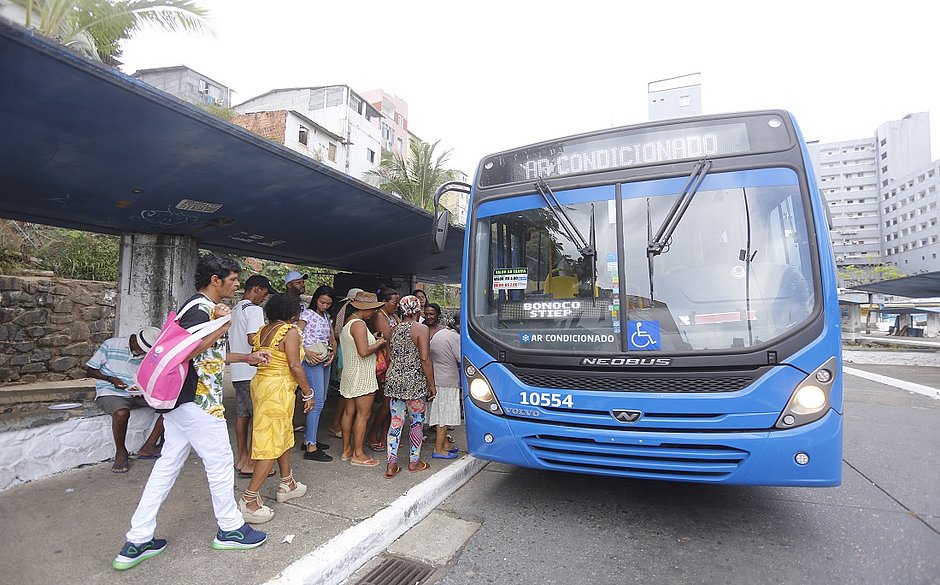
[86,326,165,474]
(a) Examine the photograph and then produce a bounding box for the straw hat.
[349,291,385,310]
[136,326,161,351]
[341,287,364,302]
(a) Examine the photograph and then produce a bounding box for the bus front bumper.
[464,405,842,486]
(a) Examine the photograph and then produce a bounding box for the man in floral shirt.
[113,256,272,571]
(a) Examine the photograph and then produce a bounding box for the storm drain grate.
[353,555,435,585]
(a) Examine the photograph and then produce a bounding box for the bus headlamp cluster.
[464,357,503,416]
[775,357,837,429]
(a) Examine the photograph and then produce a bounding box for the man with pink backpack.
[113,255,272,571]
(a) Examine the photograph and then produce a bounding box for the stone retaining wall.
[0,276,116,385]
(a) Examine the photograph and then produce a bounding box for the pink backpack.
[136,297,231,409]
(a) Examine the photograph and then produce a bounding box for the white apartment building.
[235,86,383,180]
[809,112,936,273]
[881,160,940,274]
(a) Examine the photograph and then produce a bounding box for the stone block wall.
[0,276,116,385]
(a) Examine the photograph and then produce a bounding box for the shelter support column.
[925,313,939,338]
[841,303,861,342]
[114,233,198,337]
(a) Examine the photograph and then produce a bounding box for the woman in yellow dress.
[239,293,315,524]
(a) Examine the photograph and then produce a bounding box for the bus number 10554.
[519,392,574,408]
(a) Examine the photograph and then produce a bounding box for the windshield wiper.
[645,159,712,302]
[534,179,595,258]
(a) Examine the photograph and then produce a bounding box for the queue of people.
[95,254,461,571]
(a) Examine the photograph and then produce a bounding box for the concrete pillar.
[840,303,861,342]
[925,313,940,338]
[114,233,198,337]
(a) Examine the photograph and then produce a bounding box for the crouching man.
[86,326,164,474]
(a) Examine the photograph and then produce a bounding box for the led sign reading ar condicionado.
[520,123,749,181]
[477,115,799,187]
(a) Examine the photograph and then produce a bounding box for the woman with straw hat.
[338,291,388,466]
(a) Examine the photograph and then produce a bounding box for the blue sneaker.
[212,523,267,550]
[112,538,167,570]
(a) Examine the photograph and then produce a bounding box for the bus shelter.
[0,21,464,334]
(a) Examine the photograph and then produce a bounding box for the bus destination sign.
[477,117,791,188]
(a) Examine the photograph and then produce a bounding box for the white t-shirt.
[229,299,265,381]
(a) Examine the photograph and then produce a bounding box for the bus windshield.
[470,168,817,354]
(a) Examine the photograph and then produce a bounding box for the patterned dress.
[249,323,302,459]
[384,322,428,400]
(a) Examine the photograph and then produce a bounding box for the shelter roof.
[849,271,940,299]
[0,22,462,282]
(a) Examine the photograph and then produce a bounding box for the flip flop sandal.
[238,468,276,478]
[111,461,130,474]
[368,442,386,453]
[408,461,431,473]
[383,465,401,479]
[349,458,380,467]
[328,430,343,439]
[136,453,161,460]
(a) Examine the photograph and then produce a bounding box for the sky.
[119,0,940,178]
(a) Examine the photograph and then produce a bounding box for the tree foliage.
[365,139,462,212]
[838,264,904,288]
[12,0,211,62]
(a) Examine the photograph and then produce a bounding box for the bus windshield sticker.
[493,268,528,290]
[519,332,617,345]
[627,320,660,351]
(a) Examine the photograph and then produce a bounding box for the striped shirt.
[86,337,144,398]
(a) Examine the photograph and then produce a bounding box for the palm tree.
[365,138,463,212]
[12,0,211,63]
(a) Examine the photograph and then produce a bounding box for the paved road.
[404,371,940,585]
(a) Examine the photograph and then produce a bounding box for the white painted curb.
[264,455,489,585]
[843,366,940,400]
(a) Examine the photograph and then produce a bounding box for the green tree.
[365,139,463,212]
[838,264,904,288]
[13,0,211,63]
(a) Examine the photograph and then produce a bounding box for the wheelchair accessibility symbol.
[627,321,660,351]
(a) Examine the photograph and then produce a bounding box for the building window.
[367,148,376,163]
[679,95,691,107]
[328,142,337,162]
[298,125,308,146]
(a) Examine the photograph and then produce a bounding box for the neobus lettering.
[524,133,721,179]
[522,301,582,318]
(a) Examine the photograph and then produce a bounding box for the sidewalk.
[0,384,486,585]
[1,355,936,585]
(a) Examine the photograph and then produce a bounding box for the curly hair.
[263,292,302,323]
[194,255,241,290]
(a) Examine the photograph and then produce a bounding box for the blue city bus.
[456,110,842,486]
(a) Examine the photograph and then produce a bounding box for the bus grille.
[512,371,754,393]
[522,434,749,480]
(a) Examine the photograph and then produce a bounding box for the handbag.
[135,297,231,410]
[375,347,389,383]
[305,341,330,361]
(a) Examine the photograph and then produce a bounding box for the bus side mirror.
[430,181,471,255]
[430,209,450,255]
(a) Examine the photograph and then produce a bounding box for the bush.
[37,229,119,281]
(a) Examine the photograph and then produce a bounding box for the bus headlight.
[464,357,503,416]
[775,356,837,429]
